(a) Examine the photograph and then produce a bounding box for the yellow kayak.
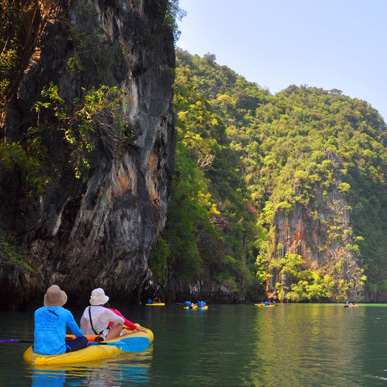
[184,305,208,310]
[23,326,153,365]
[146,303,165,306]
[255,304,276,307]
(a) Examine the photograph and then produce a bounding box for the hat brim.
[90,295,109,306]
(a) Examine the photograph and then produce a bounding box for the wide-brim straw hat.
[90,288,109,305]
[44,285,68,307]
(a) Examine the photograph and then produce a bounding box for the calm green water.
[1,304,387,386]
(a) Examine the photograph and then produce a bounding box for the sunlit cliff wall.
[268,150,365,301]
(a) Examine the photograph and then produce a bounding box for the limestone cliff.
[0,0,175,309]
[268,150,365,301]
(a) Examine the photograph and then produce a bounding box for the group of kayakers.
[146,297,162,304]
[34,285,146,356]
[184,300,207,309]
[257,300,276,306]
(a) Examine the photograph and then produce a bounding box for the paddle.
[0,336,151,353]
[87,336,150,352]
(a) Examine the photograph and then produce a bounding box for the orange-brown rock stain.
[145,151,161,209]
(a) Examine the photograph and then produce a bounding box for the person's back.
[34,285,87,355]
[80,305,124,336]
[34,306,77,355]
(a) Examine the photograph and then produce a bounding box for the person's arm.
[105,309,125,325]
[66,310,85,338]
[125,320,139,330]
[115,309,138,330]
[109,308,147,332]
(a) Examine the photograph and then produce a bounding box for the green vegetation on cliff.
[150,52,259,296]
[0,0,40,109]
[151,49,387,301]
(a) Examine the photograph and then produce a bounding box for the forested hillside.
[150,49,387,302]
[149,52,259,301]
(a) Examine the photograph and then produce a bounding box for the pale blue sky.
[177,0,387,122]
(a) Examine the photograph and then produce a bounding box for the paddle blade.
[112,337,150,353]
[0,339,22,343]
[88,336,151,353]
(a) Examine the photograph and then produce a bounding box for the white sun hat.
[89,288,109,306]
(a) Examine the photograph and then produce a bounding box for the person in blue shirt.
[184,301,191,308]
[34,285,88,355]
[198,301,206,308]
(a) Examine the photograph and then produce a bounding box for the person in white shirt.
[80,288,128,340]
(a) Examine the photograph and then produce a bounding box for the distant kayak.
[146,303,165,306]
[184,305,208,310]
[344,304,359,308]
[255,304,276,307]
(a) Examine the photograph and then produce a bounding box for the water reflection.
[4,305,387,386]
[249,304,366,386]
[29,347,153,386]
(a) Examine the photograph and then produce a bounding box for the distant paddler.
[344,300,358,308]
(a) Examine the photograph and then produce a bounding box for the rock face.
[0,0,175,309]
[268,150,365,301]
